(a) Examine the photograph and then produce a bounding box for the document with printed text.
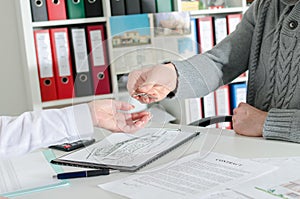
[98,152,276,199]
[232,157,300,199]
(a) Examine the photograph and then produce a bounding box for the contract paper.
[98,152,276,199]
[231,157,300,199]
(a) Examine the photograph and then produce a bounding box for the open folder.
[0,150,69,198]
[51,128,200,172]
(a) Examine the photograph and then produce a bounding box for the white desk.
[18,123,300,199]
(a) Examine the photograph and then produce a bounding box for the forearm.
[0,104,94,157]
[263,109,300,143]
[170,3,256,99]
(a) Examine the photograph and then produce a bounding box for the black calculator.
[49,139,96,152]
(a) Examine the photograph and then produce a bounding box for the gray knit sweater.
[172,0,300,143]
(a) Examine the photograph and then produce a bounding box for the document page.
[54,128,198,171]
[199,190,249,199]
[98,152,276,199]
[0,150,68,197]
[231,157,300,199]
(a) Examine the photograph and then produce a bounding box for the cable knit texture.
[172,0,300,143]
[247,0,272,107]
[264,6,292,109]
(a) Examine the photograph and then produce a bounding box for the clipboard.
[51,128,200,172]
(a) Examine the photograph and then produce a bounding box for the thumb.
[138,83,155,93]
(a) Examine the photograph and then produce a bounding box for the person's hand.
[88,99,151,133]
[232,102,268,137]
[127,63,177,104]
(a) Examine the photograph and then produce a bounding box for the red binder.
[86,25,111,95]
[214,85,231,129]
[49,28,74,99]
[197,16,214,53]
[46,0,67,20]
[226,13,242,34]
[33,29,57,102]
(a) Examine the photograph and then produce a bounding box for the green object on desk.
[1,150,69,198]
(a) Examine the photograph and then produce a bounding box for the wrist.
[165,62,175,70]
[163,62,176,74]
[163,62,178,97]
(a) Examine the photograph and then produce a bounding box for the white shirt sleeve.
[0,104,94,158]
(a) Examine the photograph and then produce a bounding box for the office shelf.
[16,0,247,124]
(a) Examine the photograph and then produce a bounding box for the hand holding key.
[127,63,177,104]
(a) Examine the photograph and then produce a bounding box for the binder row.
[197,13,243,53]
[30,0,175,21]
[186,82,247,129]
[110,0,173,16]
[33,24,111,102]
[30,0,104,22]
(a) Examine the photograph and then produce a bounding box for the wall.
[0,1,29,115]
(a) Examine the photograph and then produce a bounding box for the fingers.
[131,111,151,121]
[127,71,142,95]
[132,84,170,104]
[233,102,248,115]
[138,83,155,93]
[116,112,151,133]
[233,108,238,115]
[120,116,151,133]
[127,68,152,95]
[132,94,158,104]
[127,65,177,104]
[133,113,152,127]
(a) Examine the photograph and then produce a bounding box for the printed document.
[98,152,276,199]
[198,190,249,199]
[231,157,300,199]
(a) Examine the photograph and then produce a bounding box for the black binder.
[84,0,103,17]
[140,0,156,13]
[125,0,141,15]
[30,0,48,21]
[69,27,94,97]
[110,0,126,16]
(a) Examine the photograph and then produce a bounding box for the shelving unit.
[190,6,244,16]
[16,0,116,110]
[32,17,107,28]
[15,0,247,112]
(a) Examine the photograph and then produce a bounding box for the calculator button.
[64,144,71,149]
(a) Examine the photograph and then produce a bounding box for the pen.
[53,169,110,179]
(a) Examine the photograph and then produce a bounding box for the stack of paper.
[98,152,277,199]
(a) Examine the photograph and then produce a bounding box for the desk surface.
[18,123,300,199]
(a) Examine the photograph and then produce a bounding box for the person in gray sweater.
[127,0,300,143]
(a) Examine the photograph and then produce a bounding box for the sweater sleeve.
[170,2,258,99]
[263,109,300,143]
[0,104,94,158]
